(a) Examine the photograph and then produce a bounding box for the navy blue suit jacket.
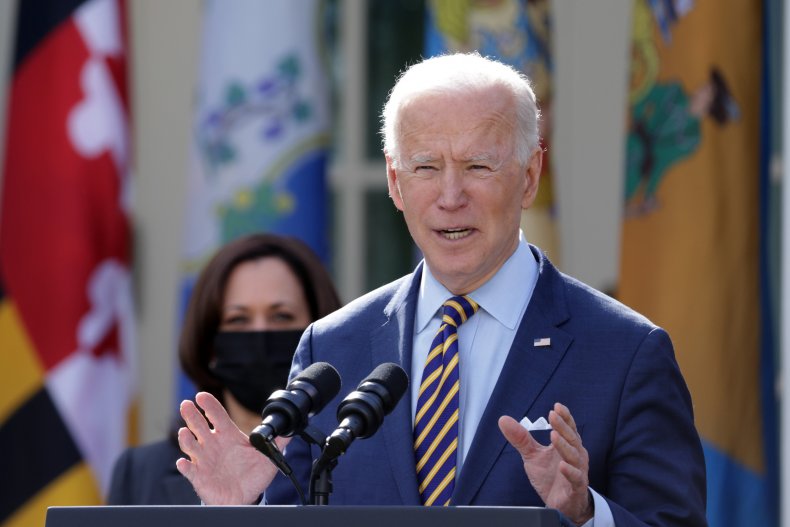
[267,246,706,526]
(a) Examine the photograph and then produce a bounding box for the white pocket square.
[519,416,552,431]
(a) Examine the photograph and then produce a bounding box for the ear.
[386,154,406,211]
[521,148,543,210]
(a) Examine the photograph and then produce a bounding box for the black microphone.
[320,363,409,461]
[249,362,341,450]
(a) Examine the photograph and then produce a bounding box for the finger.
[551,429,582,465]
[558,460,588,491]
[549,407,581,450]
[550,424,589,482]
[549,410,575,443]
[175,457,195,482]
[552,402,577,432]
[177,426,200,459]
[498,415,541,457]
[180,399,212,440]
[195,391,236,434]
[558,460,585,483]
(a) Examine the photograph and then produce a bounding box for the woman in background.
[108,233,341,504]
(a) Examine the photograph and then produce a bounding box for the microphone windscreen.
[293,361,342,401]
[362,362,409,412]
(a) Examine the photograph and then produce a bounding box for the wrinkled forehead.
[398,82,514,114]
[394,89,517,154]
[400,86,514,127]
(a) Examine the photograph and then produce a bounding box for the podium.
[46,505,562,527]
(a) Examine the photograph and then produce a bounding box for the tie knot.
[441,295,479,327]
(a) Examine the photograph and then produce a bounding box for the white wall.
[129,0,201,439]
[553,0,631,292]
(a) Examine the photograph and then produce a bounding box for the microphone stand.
[307,363,408,505]
[250,423,330,506]
[309,456,337,505]
[250,435,308,505]
[308,427,355,505]
[299,425,336,505]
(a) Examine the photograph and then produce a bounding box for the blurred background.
[0,0,784,526]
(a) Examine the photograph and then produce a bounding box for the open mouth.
[440,228,472,240]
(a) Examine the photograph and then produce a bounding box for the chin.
[433,265,479,288]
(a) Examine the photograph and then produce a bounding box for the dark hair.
[708,67,738,125]
[178,233,341,402]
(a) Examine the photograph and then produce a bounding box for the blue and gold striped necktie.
[414,295,479,506]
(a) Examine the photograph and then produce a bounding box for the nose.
[436,166,468,210]
[249,314,269,331]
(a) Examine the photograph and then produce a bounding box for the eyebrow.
[222,305,250,312]
[402,151,503,168]
[406,153,438,164]
[406,152,498,163]
[223,301,293,311]
[471,150,499,159]
[465,154,498,163]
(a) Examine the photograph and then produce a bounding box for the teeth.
[442,229,471,240]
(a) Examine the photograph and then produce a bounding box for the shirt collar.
[416,231,538,333]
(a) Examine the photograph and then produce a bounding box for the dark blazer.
[108,438,200,505]
[267,246,706,526]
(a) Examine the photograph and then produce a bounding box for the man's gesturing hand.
[499,402,593,526]
[176,391,290,505]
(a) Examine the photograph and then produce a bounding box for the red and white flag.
[0,0,135,524]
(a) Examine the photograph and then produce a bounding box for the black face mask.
[209,330,303,414]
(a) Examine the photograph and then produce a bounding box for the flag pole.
[781,0,790,522]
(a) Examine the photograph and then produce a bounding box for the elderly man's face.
[386,86,541,294]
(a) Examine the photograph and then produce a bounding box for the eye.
[221,314,250,328]
[271,311,296,322]
[415,165,437,172]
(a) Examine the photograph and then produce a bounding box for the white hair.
[380,52,541,168]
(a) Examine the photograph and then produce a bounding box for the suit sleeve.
[605,327,707,527]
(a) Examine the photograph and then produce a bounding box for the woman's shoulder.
[119,438,182,467]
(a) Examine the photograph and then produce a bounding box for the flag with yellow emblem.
[618,1,774,525]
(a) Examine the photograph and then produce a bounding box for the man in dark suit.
[177,52,706,527]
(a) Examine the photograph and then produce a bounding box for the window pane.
[366,0,425,160]
[365,189,416,291]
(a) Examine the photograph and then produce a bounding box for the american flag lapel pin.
[533,337,551,347]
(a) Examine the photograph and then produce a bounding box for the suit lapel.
[369,264,423,505]
[453,247,572,505]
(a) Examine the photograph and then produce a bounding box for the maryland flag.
[0,0,136,525]
[619,1,774,525]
